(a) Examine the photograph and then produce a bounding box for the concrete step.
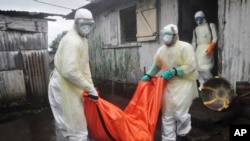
[189,98,240,131]
[186,117,250,141]
[186,126,229,141]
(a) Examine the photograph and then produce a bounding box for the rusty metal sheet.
[21,50,49,100]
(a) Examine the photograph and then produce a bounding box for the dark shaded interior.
[178,0,218,76]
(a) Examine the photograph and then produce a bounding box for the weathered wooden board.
[0,14,48,32]
[0,70,26,98]
[219,0,250,86]
[0,51,22,71]
[0,31,47,51]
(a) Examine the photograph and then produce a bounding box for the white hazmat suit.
[48,8,97,141]
[142,24,199,141]
[192,11,217,90]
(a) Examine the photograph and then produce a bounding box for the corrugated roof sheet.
[0,10,65,19]
[65,0,118,19]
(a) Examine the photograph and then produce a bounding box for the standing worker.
[141,24,199,141]
[192,10,218,91]
[48,8,98,141]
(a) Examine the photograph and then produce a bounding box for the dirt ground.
[0,94,249,141]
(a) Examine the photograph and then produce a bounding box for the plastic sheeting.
[83,77,166,141]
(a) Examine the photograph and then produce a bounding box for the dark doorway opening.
[178,0,218,76]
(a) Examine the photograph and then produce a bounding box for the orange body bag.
[83,77,166,141]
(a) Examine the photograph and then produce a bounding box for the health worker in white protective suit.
[48,8,98,141]
[192,11,218,91]
[141,24,199,141]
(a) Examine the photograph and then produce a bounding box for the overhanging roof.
[0,10,65,20]
[65,0,122,19]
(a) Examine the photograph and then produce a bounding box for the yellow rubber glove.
[206,42,216,55]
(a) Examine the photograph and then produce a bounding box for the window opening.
[120,6,137,43]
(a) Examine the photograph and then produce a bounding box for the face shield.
[75,19,96,36]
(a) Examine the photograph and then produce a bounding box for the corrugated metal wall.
[21,50,49,104]
[0,15,49,107]
[218,0,250,88]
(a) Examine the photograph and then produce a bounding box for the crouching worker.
[48,8,98,141]
[141,24,199,141]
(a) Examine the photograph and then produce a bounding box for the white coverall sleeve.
[153,49,163,69]
[209,23,218,43]
[177,43,197,76]
[57,40,93,91]
[191,30,197,50]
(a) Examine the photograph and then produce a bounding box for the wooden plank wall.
[139,0,178,72]
[0,70,26,101]
[86,0,180,98]
[89,0,179,83]
[218,0,250,88]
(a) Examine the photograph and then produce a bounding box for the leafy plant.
[49,31,67,53]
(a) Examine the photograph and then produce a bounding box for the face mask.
[162,34,174,45]
[195,17,204,25]
[80,25,92,35]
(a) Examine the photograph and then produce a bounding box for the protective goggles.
[195,17,204,24]
[160,29,176,37]
[76,19,96,30]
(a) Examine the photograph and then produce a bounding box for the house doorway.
[178,0,218,76]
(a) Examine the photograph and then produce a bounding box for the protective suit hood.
[74,8,95,37]
[74,8,93,20]
[194,11,206,25]
[194,11,205,19]
[161,24,178,46]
